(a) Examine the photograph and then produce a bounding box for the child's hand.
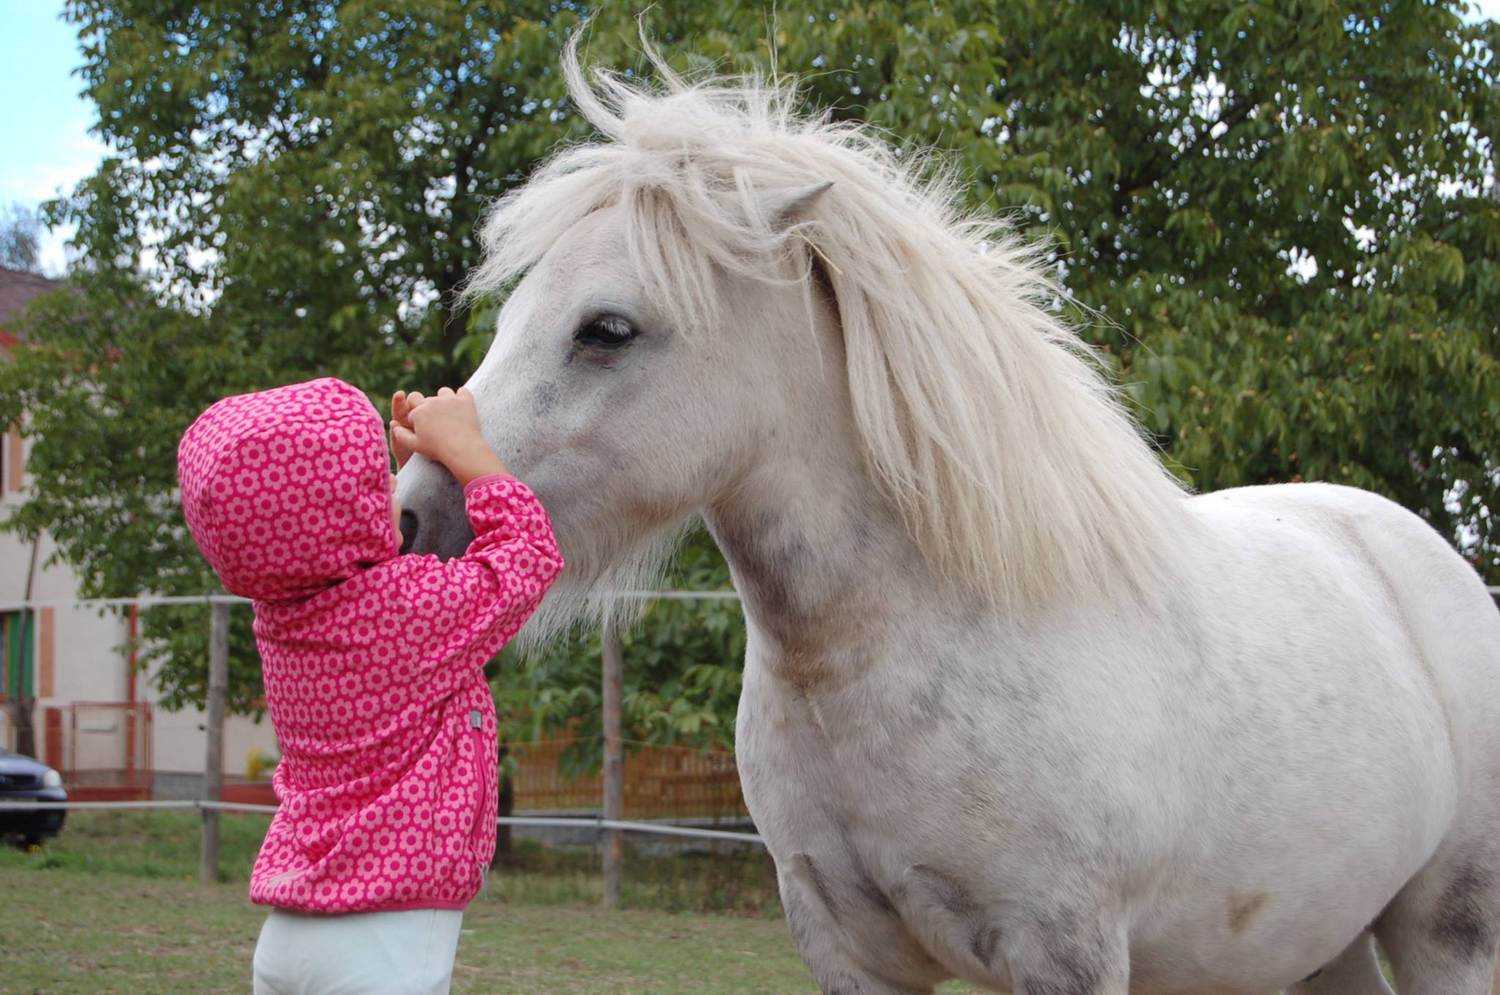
[390,390,417,468]
[392,387,510,485]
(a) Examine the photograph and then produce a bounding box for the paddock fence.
[508,736,749,822]
[0,797,760,841]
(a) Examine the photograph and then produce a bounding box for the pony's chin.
[513,518,695,652]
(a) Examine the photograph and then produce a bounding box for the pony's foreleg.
[780,873,936,995]
[1002,913,1130,995]
[1286,932,1394,995]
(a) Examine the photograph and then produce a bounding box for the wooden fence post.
[601,619,624,908]
[200,598,229,883]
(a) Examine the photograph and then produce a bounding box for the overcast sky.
[3,0,1499,277]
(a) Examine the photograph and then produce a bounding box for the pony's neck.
[703,425,950,687]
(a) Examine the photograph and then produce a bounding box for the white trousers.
[251,907,464,995]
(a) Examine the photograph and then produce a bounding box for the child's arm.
[393,387,563,666]
[449,472,563,625]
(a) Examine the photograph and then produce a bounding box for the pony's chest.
[734,658,952,818]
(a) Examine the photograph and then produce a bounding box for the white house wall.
[1,426,277,780]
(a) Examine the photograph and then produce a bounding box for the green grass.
[489,839,784,916]
[0,808,269,881]
[0,812,985,992]
[0,811,784,914]
[0,865,821,994]
[0,866,987,993]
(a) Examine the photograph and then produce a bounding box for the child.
[177,377,562,995]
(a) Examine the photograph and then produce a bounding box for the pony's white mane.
[470,37,1190,615]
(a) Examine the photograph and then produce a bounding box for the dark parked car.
[0,748,66,846]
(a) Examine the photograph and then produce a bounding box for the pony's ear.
[771,180,834,229]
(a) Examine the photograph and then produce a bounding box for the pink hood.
[178,377,398,601]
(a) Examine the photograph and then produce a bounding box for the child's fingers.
[399,392,426,427]
[391,424,413,468]
[392,423,421,458]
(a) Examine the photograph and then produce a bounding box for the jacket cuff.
[462,473,515,499]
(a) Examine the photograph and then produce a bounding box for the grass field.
[0,811,983,993]
[0,865,826,994]
[0,809,785,913]
[0,808,270,881]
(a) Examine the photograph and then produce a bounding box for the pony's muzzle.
[398,509,418,554]
[394,455,471,559]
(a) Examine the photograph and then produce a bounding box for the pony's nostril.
[399,509,418,554]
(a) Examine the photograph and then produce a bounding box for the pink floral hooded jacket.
[178,377,562,914]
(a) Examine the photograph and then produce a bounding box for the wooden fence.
[509,738,749,822]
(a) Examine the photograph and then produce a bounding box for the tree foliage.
[1,1,1495,749]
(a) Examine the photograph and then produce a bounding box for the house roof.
[0,266,59,350]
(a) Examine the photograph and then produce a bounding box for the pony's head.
[397,37,1186,643]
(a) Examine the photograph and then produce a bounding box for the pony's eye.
[574,314,638,349]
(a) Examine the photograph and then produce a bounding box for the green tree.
[2,1,1495,746]
[498,0,1500,752]
[689,0,1500,571]
[1,0,598,712]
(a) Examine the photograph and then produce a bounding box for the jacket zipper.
[470,708,492,897]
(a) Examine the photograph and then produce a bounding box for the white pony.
[397,40,1500,995]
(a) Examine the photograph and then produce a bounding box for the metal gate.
[44,701,153,800]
